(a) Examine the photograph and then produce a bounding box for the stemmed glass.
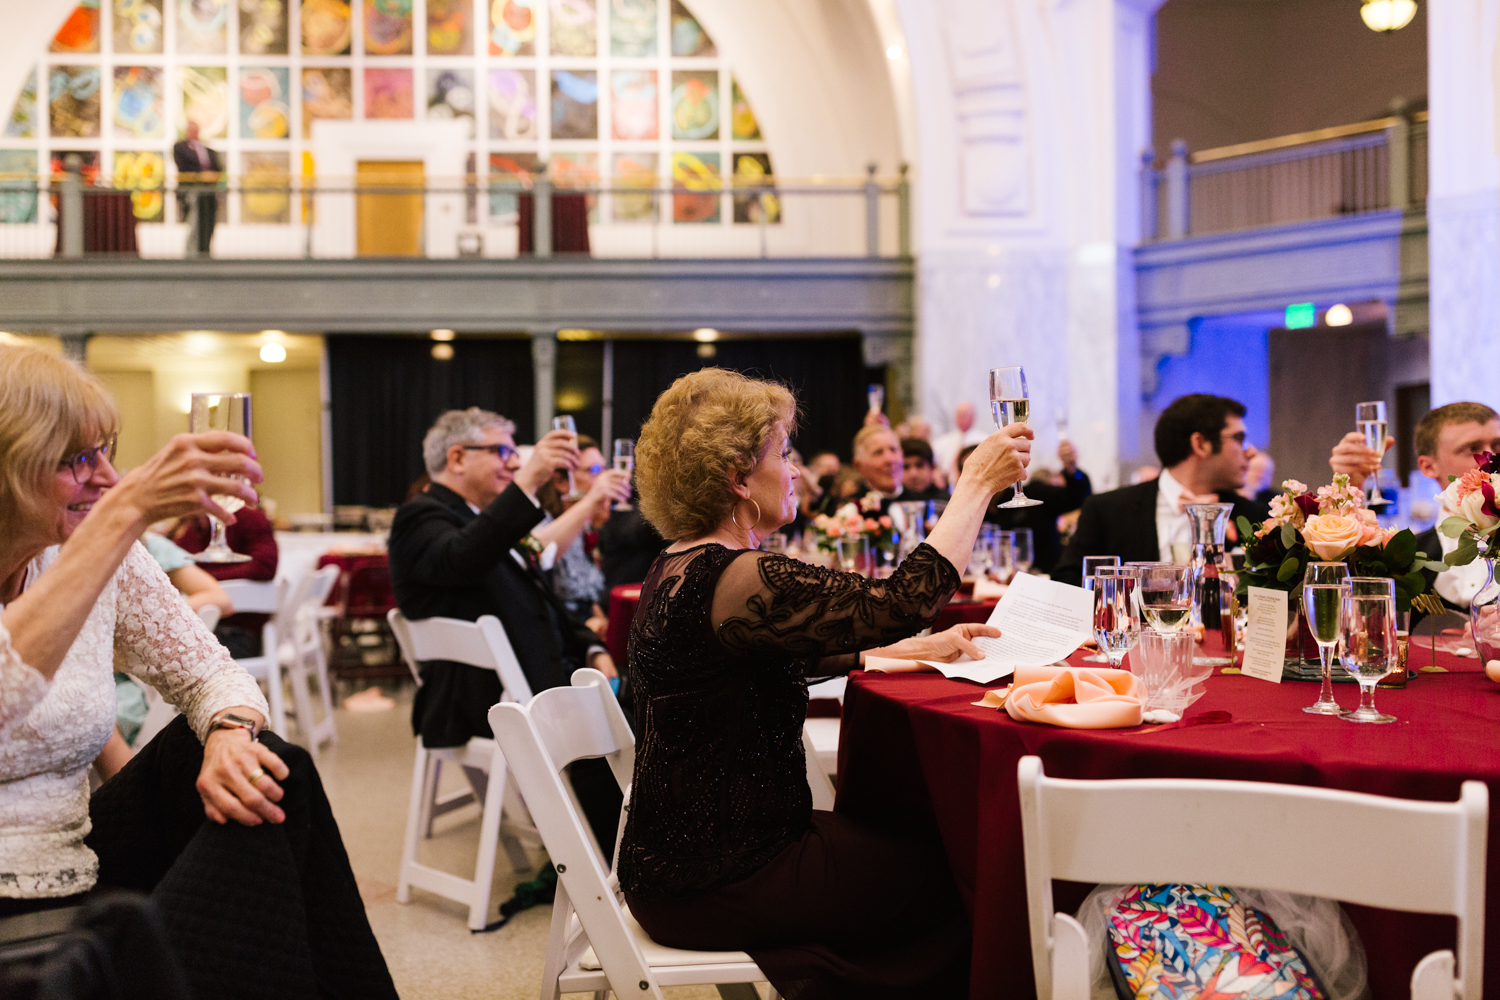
[867,382,885,416]
[1135,563,1194,633]
[1011,527,1034,575]
[1092,566,1142,667]
[611,438,634,511]
[189,392,253,564]
[1356,401,1391,507]
[991,534,1016,583]
[1302,561,1351,715]
[989,366,1042,508]
[1081,555,1121,662]
[552,415,582,500]
[1340,579,1398,723]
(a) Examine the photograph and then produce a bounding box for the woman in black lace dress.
[620,369,1032,1000]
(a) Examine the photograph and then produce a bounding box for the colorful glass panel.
[732,152,777,223]
[671,70,717,140]
[113,150,166,221]
[51,2,101,54]
[242,150,291,223]
[612,151,657,221]
[115,0,164,54]
[364,68,413,119]
[239,0,287,53]
[428,70,475,138]
[177,0,228,54]
[427,0,470,54]
[181,65,229,138]
[610,69,656,140]
[671,150,717,223]
[49,66,101,138]
[731,77,760,140]
[113,66,164,139]
[0,151,39,224]
[551,70,598,140]
[240,67,291,137]
[49,150,101,186]
[550,0,596,56]
[553,150,599,221]
[670,0,713,56]
[487,69,537,140]
[7,70,38,139]
[364,0,413,55]
[610,0,655,57]
[301,67,352,138]
[488,151,541,216]
[302,0,351,54]
[489,0,536,55]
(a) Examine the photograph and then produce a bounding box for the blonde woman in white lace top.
[0,343,272,903]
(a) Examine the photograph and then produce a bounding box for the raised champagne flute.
[1093,566,1142,668]
[1301,561,1350,715]
[1356,400,1391,507]
[1136,563,1194,633]
[1081,555,1121,662]
[989,366,1042,508]
[189,392,253,564]
[1340,585,1398,724]
[867,382,885,416]
[552,415,582,500]
[612,438,635,511]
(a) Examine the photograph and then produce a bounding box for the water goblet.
[991,532,1016,584]
[989,366,1042,508]
[1081,555,1121,662]
[1011,527,1034,575]
[1340,587,1398,723]
[189,392,253,564]
[1302,561,1352,715]
[1092,566,1142,668]
[1135,563,1194,633]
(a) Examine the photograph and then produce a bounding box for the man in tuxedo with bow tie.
[1053,394,1269,587]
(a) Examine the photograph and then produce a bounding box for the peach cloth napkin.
[991,664,1143,729]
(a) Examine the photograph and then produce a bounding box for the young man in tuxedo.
[1332,402,1500,613]
[1053,394,1268,587]
[172,120,221,255]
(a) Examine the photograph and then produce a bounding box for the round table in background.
[835,650,1500,1000]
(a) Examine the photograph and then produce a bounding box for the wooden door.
[356,160,424,256]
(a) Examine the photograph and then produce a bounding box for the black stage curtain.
[611,336,883,463]
[329,335,534,506]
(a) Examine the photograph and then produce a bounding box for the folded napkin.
[863,655,932,674]
[995,664,1143,729]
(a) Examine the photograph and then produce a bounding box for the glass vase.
[1470,558,1500,664]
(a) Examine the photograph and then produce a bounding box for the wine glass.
[1081,555,1120,662]
[989,366,1042,508]
[1092,566,1142,668]
[867,382,885,416]
[189,392,253,564]
[1340,586,1398,724]
[1356,401,1391,507]
[1135,563,1194,633]
[968,535,993,578]
[552,415,582,500]
[991,533,1016,583]
[612,438,634,511]
[1302,561,1351,715]
[1011,527,1034,575]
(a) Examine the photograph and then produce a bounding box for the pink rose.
[1301,513,1364,560]
[878,515,892,529]
[863,518,879,532]
[826,523,843,538]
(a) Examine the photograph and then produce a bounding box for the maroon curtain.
[516,192,591,254]
[54,190,139,255]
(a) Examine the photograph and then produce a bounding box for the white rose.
[1458,487,1500,532]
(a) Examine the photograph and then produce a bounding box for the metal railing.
[1142,112,1428,240]
[0,160,912,261]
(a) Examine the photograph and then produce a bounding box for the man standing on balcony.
[173,120,221,257]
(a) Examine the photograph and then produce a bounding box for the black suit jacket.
[987,470,1092,574]
[388,481,602,746]
[172,139,221,177]
[1052,480,1270,587]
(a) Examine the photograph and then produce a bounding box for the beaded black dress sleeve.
[617,542,960,901]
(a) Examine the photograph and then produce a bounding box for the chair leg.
[422,757,441,839]
[397,741,432,904]
[265,657,287,738]
[286,653,320,763]
[538,882,573,1000]
[313,645,338,744]
[466,745,509,930]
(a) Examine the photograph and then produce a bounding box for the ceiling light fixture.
[885,44,903,60]
[430,329,456,341]
[692,327,719,342]
[259,342,287,363]
[1324,304,1354,327]
[431,343,454,360]
[1361,0,1417,32]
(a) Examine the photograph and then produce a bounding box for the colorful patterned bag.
[1106,884,1329,1000]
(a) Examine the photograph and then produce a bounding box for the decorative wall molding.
[942,0,1031,217]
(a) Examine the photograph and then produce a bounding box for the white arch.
[0,1,76,130]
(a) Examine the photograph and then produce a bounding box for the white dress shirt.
[1153,468,1195,564]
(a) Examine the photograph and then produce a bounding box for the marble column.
[531,331,557,437]
[1427,0,1500,410]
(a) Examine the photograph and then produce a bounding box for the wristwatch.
[209,711,261,740]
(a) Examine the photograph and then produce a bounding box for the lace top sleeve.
[112,543,269,742]
[711,542,960,663]
[0,619,48,734]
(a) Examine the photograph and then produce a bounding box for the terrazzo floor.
[312,688,764,1000]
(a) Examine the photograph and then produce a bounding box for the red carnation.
[1294,494,1320,519]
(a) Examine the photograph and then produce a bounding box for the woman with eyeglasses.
[0,343,396,997]
[534,434,631,630]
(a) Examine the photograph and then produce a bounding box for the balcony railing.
[0,162,911,261]
[1142,112,1428,240]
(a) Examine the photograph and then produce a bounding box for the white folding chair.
[801,723,837,811]
[489,669,781,1000]
[1017,756,1488,1000]
[279,566,341,759]
[389,611,540,930]
[218,578,288,736]
[195,603,221,631]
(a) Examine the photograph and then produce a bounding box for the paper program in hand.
[922,573,1094,683]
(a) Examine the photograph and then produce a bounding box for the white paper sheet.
[921,573,1094,683]
[1241,586,1289,683]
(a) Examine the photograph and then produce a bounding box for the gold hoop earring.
[729,497,762,531]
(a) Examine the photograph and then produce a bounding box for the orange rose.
[1301,513,1363,560]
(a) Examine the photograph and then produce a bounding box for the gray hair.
[422,407,515,474]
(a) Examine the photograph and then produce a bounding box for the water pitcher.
[1183,502,1236,665]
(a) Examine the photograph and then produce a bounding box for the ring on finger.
[247,768,265,782]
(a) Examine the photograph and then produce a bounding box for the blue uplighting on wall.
[1148,310,1280,456]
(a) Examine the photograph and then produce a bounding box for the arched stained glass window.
[2,0,779,227]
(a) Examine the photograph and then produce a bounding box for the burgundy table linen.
[606,583,641,667]
[836,654,1500,1000]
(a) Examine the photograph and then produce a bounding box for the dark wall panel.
[329,335,534,506]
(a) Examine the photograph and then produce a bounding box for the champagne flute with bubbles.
[1356,401,1391,507]
[989,366,1042,508]
[189,392,253,564]
[612,439,634,511]
[1302,561,1351,714]
[553,415,582,500]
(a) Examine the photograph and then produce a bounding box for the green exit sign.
[1285,303,1316,329]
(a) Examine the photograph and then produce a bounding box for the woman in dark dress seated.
[620,369,1032,1000]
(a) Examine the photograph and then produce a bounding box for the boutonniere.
[516,533,559,570]
[859,491,882,513]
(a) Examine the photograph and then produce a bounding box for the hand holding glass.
[553,416,582,500]
[1301,561,1351,715]
[1356,401,1391,507]
[188,393,254,564]
[988,366,1041,508]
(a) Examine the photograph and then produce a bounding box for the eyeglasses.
[60,436,118,484]
[1221,430,1248,448]
[583,462,604,475]
[462,443,519,461]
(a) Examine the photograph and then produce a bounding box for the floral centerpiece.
[1432,451,1500,666]
[809,493,896,564]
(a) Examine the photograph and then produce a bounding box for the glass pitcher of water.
[1183,502,1237,666]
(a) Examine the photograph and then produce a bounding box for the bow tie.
[1176,490,1222,512]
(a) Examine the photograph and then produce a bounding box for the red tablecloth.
[316,551,394,615]
[837,653,1500,1000]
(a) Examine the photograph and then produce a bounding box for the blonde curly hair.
[636,369,797,541]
